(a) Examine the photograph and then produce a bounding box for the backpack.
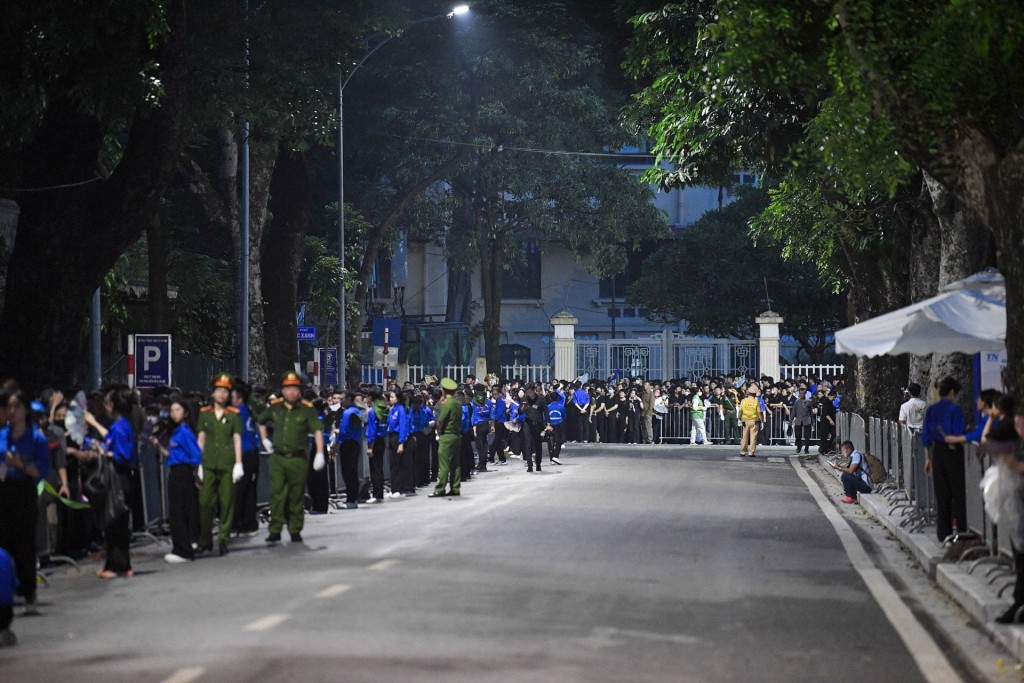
[863,451,886,484]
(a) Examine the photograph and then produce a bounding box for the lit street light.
[336,5,469,387]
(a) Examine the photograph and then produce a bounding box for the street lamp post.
[337,4,469,388]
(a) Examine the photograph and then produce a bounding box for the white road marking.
[161,667,205,683]
[315,583,351,598]
[243,614,290,632]
[368,559,398,572]
[791,461,962,683]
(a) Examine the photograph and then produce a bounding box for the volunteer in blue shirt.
[572,384,591,443]
[409,394,432,487]
[921,376,968,543]
[337,392,365,509]
[365,388,388,503]
[0,390,50,614]
[488,387,509,465]
[0,547,17,645]
[85,387,138,579]
[232,382,262,535]
[459,390,475,482]
[150,399,201,563]
[386,390,413,497]
[547,390,566,466]
[471,390,492,472]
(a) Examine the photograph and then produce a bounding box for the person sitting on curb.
[829,440,873,504]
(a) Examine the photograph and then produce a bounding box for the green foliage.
[628,189,842,359]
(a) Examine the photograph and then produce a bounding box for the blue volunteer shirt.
[490,396,508,422]
[921,398,966,448]
[461,405,471,433]
[238,403,260,452]
[339,406,364,443]
[548,398,565,426]
[0,548,17,606]
[965,414,989,443]
[105,417,137,466]
[166,423,202,467]
[387,404,410,443]
[0,424,50,482]
[472,400,492,426]
[572,389,590,408]
[366,409,383,442]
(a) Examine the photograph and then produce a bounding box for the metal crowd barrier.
[843,411,1013,577]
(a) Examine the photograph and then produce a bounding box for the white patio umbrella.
[835,269,1006,357]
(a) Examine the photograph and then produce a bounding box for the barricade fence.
[841,411,1000,562]
[778,364,846,381]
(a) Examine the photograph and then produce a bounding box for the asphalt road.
[1,444,963,682]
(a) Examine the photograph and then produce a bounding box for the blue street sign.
[132,334,172,388]
[297,326,317,342]
[323,347,338,386]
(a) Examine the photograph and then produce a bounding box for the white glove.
[232,462,244,484]
[196,464,204,483]
[262,437,274,453]
[313,452,325,472]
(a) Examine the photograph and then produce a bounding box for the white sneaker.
[365,497,380,504]
[22,600,38,616]
[164,553,190,564]
[389,492,405,499]
[551,457,562,465]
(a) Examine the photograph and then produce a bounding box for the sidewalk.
[817,455,1024,663]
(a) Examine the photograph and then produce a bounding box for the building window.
[599,250,647,299]
[372,254,392,300]
[502,241,541,300]
[500,344,531,366]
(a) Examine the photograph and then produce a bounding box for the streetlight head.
[449,5,470,16]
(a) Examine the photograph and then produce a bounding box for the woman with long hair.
[386,390,412,498]
[85,387,137,579]
[150,398,201,563]
[0,389,50,614]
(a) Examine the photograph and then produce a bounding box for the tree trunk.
[0,0,187,391]
[922,170,991,409]
[350,145,474,384]
[479,236,503,374]
[146,212,170,332]
[908,174,941,391]
[262,146,310,378]
[445,200,475,324]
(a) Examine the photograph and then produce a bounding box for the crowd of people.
[0,368,842,646]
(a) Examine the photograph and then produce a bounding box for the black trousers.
[489,423,508,462]
[794,425,812,453]
[817,422,835,454]
[369,436,386,499]
[460,433,474,481]
[167,464,198,558]
[0,605,11,631]
[524,422,542,467]
[233,449,260,533]
[389,433,414,493]
[306,446,330,513]
[549,423,564,461]
[0,479,38,602]
[103,470,133,574]
[932,442,967,542]
[474,424,489,471]
[575,410,589,442]
[430,436,439,481]
[339,439,361,504]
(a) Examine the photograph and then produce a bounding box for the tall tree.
[0,0,189,391]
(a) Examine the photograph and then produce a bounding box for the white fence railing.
[361,365,395,385]
[501,365,551,383]
[576,339,757,381]
[778,364,845,381]
[442,365,474,382]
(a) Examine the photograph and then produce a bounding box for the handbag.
[84,453,127,529]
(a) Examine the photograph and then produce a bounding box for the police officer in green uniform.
[429,378,462,498]
[257,372,325,544]
[197,373,244,556]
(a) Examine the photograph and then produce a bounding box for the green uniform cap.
[440,378,458,391]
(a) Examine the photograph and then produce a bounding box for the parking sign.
[129,334,172,388]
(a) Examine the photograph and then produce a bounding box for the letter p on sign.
[144,345,161,371]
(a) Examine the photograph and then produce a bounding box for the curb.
[815,457,1024,661]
